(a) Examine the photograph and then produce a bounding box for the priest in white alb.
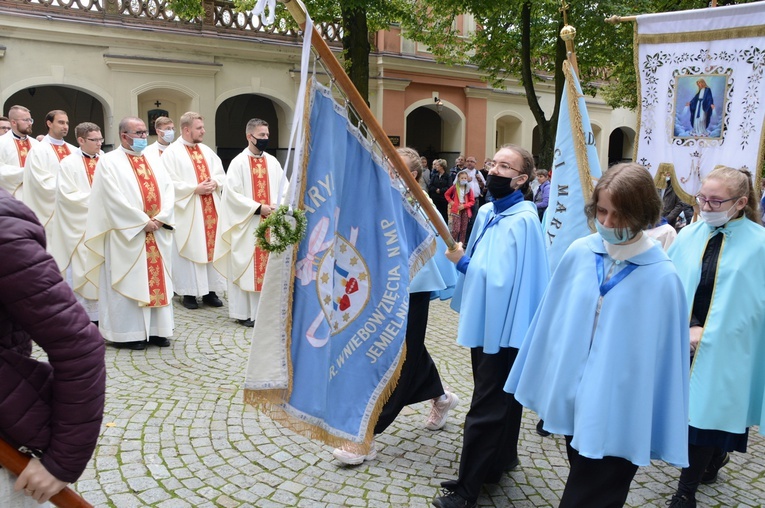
[48,122,105,322]
[214,118,286,327]
[161,111,226,310]
[0,105,38,199]
[23,109,76,228]
[84,117,175,350]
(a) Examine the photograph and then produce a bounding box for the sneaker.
[432,489,476,508]
[332,440,377,466]
[666,493,696,508]
[701,451,729,484]
[425,390,460,430]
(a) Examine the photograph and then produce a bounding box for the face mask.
[595,219,633,245]
[460,181,469,188]
[253,137,269,152]
[161,129,175,143]
[700,201,739,227]
[486,175,519,199]
[129,136,147,153]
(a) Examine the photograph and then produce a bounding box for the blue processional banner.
[543,61,602,273]
[635,2,765,201]
[244,81,434,450]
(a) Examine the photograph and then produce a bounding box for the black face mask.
[252,137,269,152]
[486,175,516,199]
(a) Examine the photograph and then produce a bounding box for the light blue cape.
[668,217,765,435]
[506,234,690,467]
[450,200,549,353]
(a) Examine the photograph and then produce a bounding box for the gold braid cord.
[563,61,596,202]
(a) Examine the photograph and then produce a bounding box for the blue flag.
[543,61,602,272]
[244,81,433,450]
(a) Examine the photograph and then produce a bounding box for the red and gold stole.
[250,155,271,291]
[13,138,32,166]
[126,153,169,307]
[184,144,217,262]
[83,156,98,186]
[50,143,71,162]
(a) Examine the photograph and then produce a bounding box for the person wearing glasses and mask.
[213,118,285,328]
[83,116,175,350]
[143,116,175,159]
[47,122,105,324]
[0,116,11,134]
[0,106,39,199]
[434,145,549,508]
[666,167,765,508]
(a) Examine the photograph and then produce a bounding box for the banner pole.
[0,437,94,508]
[279,0,456,250]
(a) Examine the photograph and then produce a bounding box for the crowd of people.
[1,104,764,508]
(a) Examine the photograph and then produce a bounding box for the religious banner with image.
[635,2,765,202]
[243,80,433,453]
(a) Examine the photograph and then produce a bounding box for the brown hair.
[45,109,67,124]
[154,116,173,130]
[180,111,203,129]
[397,147,422,180]
[498,143,536,198]
[705,166,761,224]
[585,162,661,235]
[74,122,101,139]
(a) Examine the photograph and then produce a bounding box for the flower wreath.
[255,205,307,254]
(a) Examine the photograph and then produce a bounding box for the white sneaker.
[332,440,378,465]
[425,390,460,430]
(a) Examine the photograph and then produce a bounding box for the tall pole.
[279,0,456,249]
[559,0,579,75]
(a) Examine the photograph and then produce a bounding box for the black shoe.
[113,340,146,350]
[666,493,696,508]
[432,489,476,508]
[701,451,729,484]
[182,295,199,309]
[238,318,255,327]
[148,336,171,347]
[202,292,223,307]
[536,419,551,437]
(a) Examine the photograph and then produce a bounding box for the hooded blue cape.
[450,199,549,353]
[668,217,765,435]
[506,234,690,467]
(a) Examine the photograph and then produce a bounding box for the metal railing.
[0,0,343,44]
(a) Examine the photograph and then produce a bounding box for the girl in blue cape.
[433,144,549,508]
[505,163,690,508]
[666,167,765,508]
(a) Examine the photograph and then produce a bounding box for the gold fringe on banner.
[563,61,596,204]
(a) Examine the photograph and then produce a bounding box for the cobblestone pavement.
[71,297,765,507]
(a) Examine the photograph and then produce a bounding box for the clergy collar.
[179,138,197,147]
[120,145,144,157]
[81,150,98,158]
[11,131,28,141]
[248,147,265,158]
[45,134,65,146]
[587,232,665,265]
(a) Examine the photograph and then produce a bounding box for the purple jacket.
[0,189,105,483]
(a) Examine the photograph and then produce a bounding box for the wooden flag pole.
[279,0,456,250]
[0,437,94,508]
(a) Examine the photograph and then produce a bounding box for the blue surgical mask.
[161,129,175,144]
[595,219,633,245]
[130,137,148,153]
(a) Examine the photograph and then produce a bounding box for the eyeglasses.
[125,130,148,137]
[695,195,739,210]
[486,161,521,174]
[86,137,104,143]
[17,118,34,124]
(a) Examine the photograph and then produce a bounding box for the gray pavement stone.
[68,297,765,507]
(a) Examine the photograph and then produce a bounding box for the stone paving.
[69,297,765,507]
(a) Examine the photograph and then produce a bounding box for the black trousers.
[374,292,444,434]
[559,436,639,508]
[449,347,523,502]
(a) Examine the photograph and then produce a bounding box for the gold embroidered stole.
[184,144,217,262]
[51,143,71,162]
[126,154,168,307]
[83,156,98,186]
[13,138,31,166]
[249,155,271,292]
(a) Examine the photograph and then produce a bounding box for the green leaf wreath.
[255,205,307,254]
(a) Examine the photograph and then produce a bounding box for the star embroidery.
[324,295,332,305]
[342,313,350,322]
[339,244,347,254]
[358,272,368,281]
[349,257,358,267]
[321,272,330,284]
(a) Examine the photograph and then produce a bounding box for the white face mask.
[700,200,740,228]
[160,129,175,143]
